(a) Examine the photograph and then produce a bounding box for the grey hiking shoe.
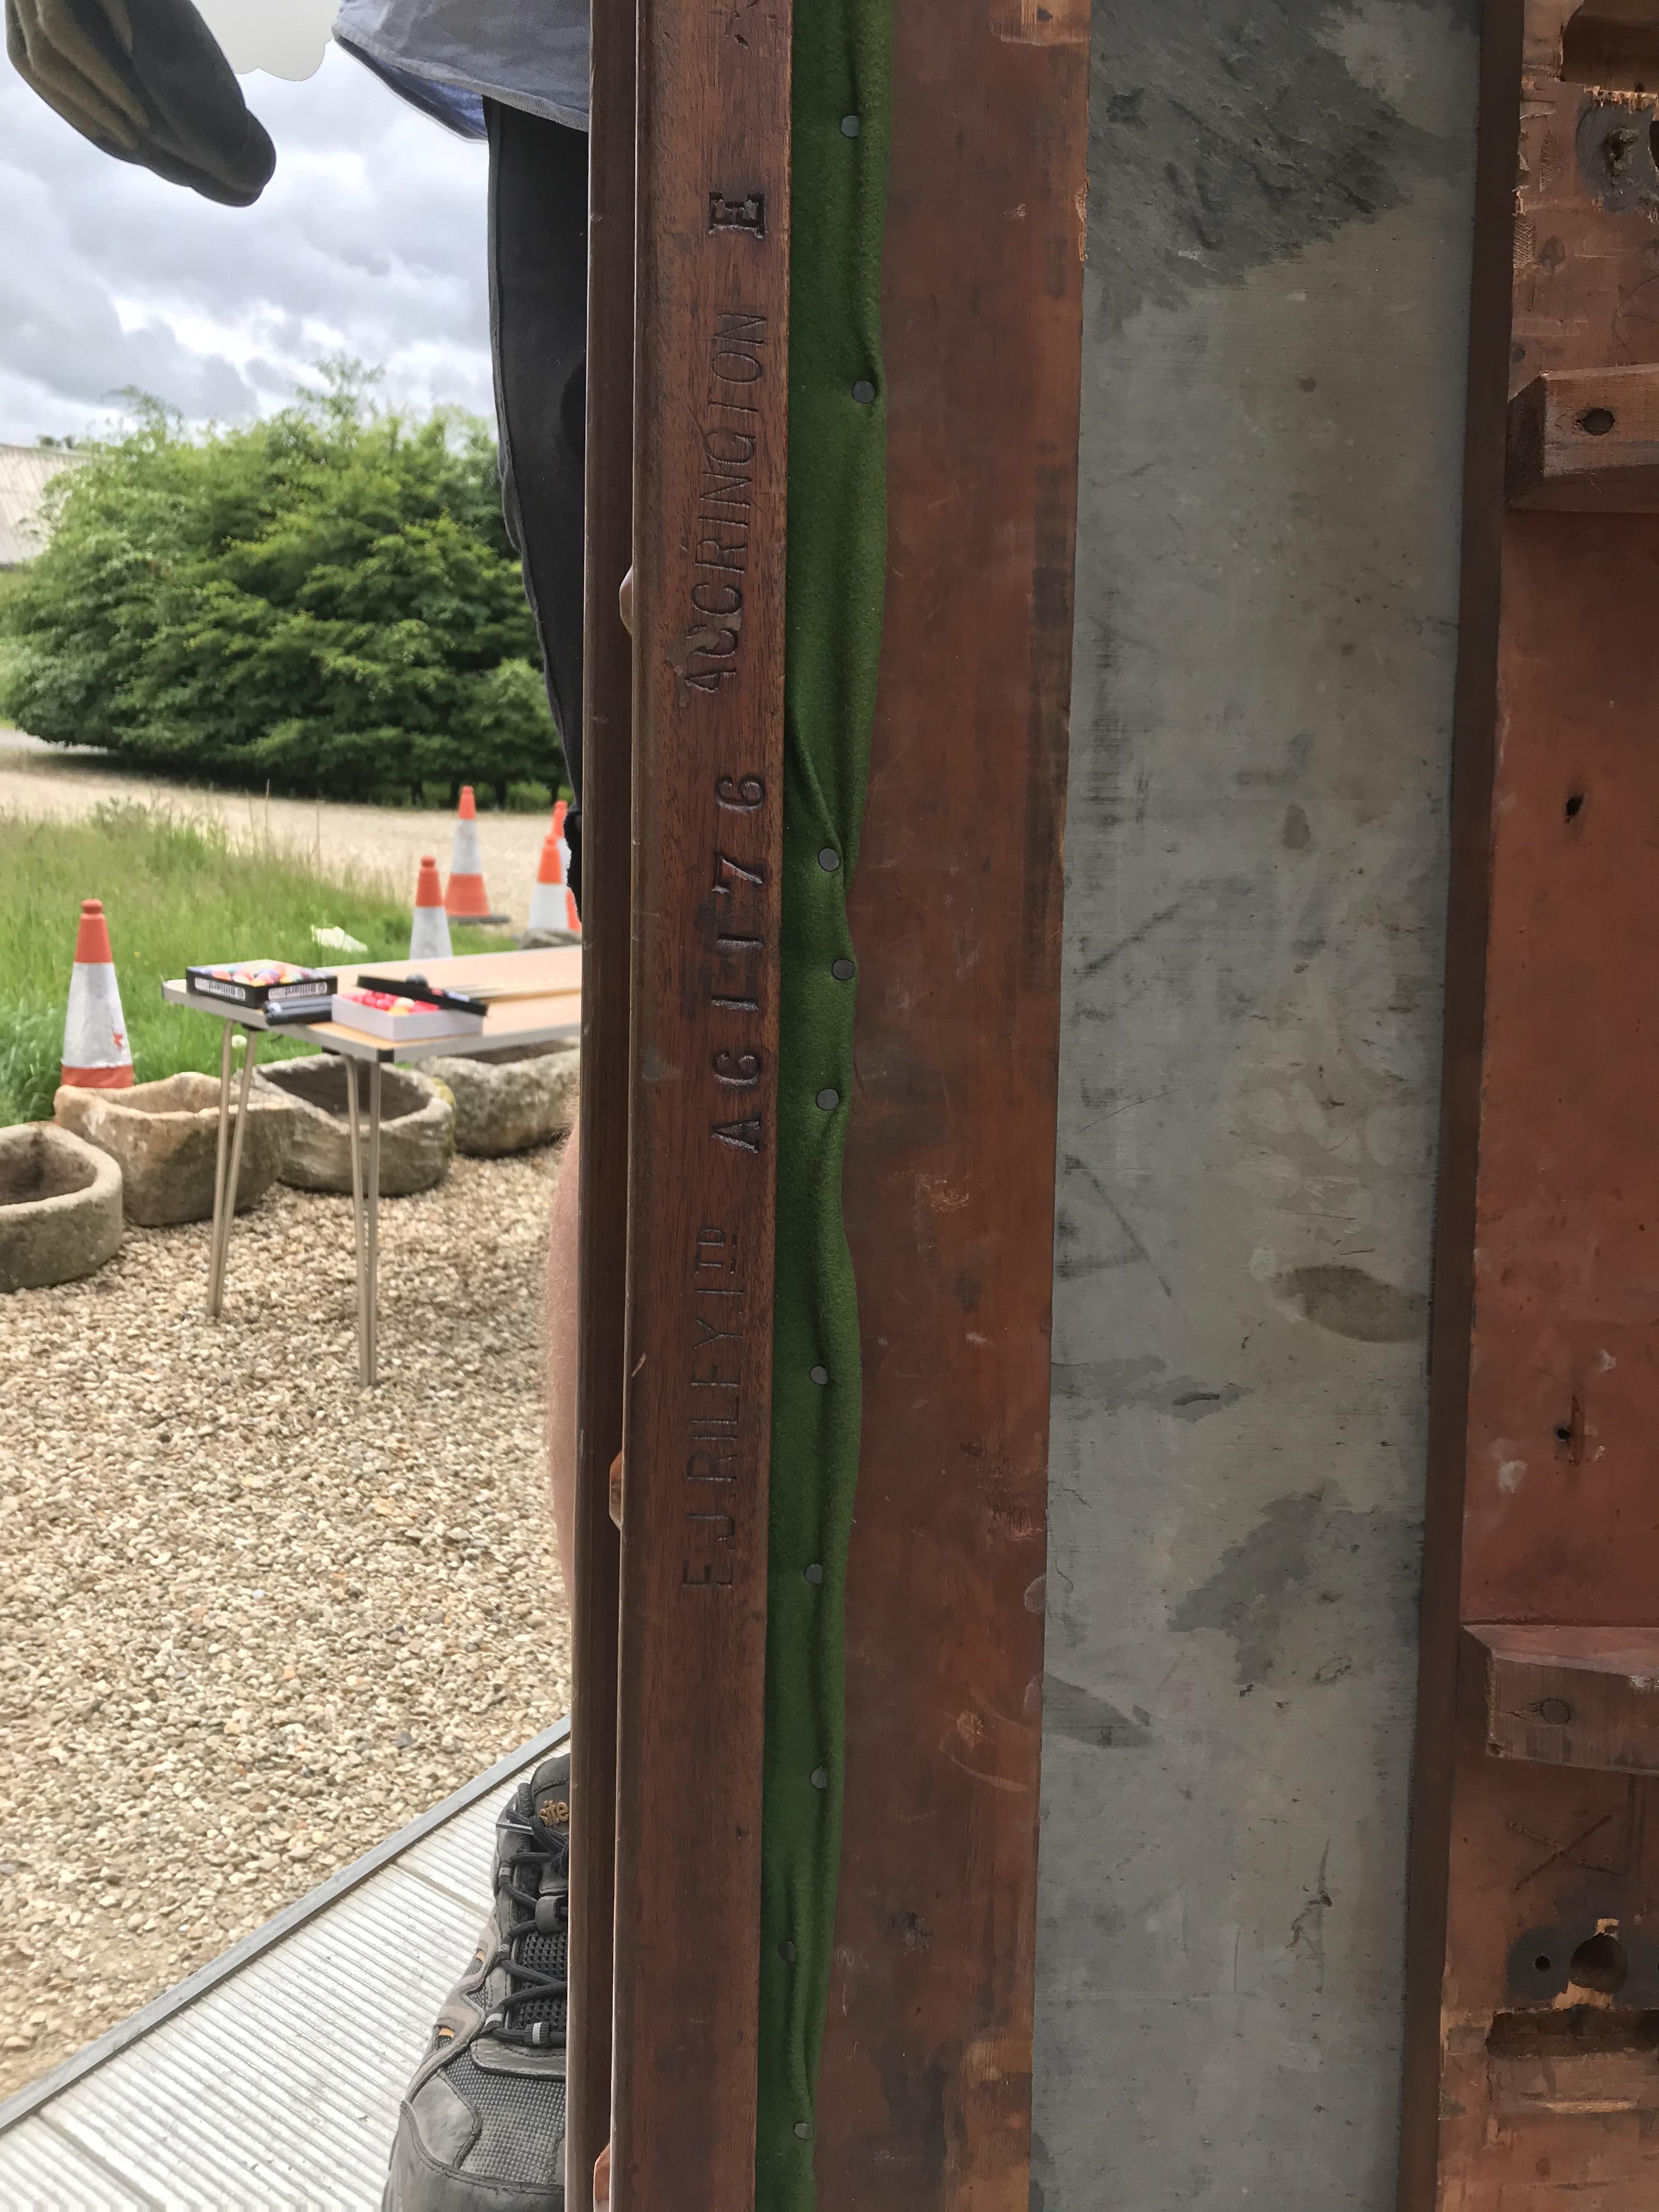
[383,1754,571,2210]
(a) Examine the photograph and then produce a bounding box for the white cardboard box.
[331,992,487,1043]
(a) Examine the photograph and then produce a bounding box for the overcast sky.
[0,40,492,447]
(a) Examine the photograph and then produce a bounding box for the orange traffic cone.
[409,853,453,960]
[443,787,507,922]
[61,899,134,1089]
[527,800,581,938]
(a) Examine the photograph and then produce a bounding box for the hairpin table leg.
[346,1059,370,1385]
[205,1019,235,1319]
[208,1026,258,1318]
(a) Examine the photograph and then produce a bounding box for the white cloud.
[0,40,490,445]
[195,0,336,81]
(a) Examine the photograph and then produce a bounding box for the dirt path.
[0,733,552,930]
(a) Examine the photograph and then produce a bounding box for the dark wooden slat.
[567,0,636,2187]
[815,3,1087,2203]
[608,0,792,2192]
[1396,2,1519,2200]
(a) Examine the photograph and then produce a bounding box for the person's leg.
[490,88,586,1599]
[383,99,590,2212]
[544,1119,579,1597]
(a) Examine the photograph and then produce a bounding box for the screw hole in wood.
[1570,1932,1629,1996]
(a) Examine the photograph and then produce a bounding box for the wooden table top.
[164,947,583,1062]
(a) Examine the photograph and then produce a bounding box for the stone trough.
[257,1058,454,1196]
[0,1122,124,1293]
[423,1042,579,1156]
[55,1071,295,1227]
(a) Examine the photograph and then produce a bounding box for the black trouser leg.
[486,99,589,907]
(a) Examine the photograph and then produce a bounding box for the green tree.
[0,363,563,804]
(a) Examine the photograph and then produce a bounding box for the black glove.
[6,0,275,205]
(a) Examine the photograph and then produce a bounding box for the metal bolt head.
[840,114,861,137]
[810,1364,830,1385]
[831,957,855,980]
[810,1766,829,1790]
[852,379,876,405]
[816,1087,840,1111]
[804,1562,824,1585]
[1538,1697,1574,1726]
[817,846,841,871]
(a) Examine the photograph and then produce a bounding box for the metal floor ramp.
[0,1721,568,2210]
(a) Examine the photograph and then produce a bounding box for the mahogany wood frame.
[1404,2,1659,2203]
[602,0,793,2197]
[567,0,635,2187]
[570,0,1088,2197]
[814,4,1088,2201]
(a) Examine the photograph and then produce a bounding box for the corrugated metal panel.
[46,1866,477,2207]
[0,2116,155,2209]
[0,1750,541,2208]
[397,1788,502,1912]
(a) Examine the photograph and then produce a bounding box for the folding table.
[161,948,582,1384]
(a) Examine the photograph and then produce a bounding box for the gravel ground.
[0,1146,571,2101]
[0,732,551,929]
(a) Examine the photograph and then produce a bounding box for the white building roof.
[0,442,89,567]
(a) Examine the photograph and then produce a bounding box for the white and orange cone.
[527,799,581,938]
[409,853,453,961]
[61,899,134,1089]
[443,786,506,922]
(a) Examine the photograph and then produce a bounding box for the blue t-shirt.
[332,0,588,137]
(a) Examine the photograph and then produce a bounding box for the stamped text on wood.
[608,0,791,2197]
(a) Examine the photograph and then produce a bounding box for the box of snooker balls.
[185,961,337,1022]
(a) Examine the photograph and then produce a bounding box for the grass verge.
[1,801,502,1125]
